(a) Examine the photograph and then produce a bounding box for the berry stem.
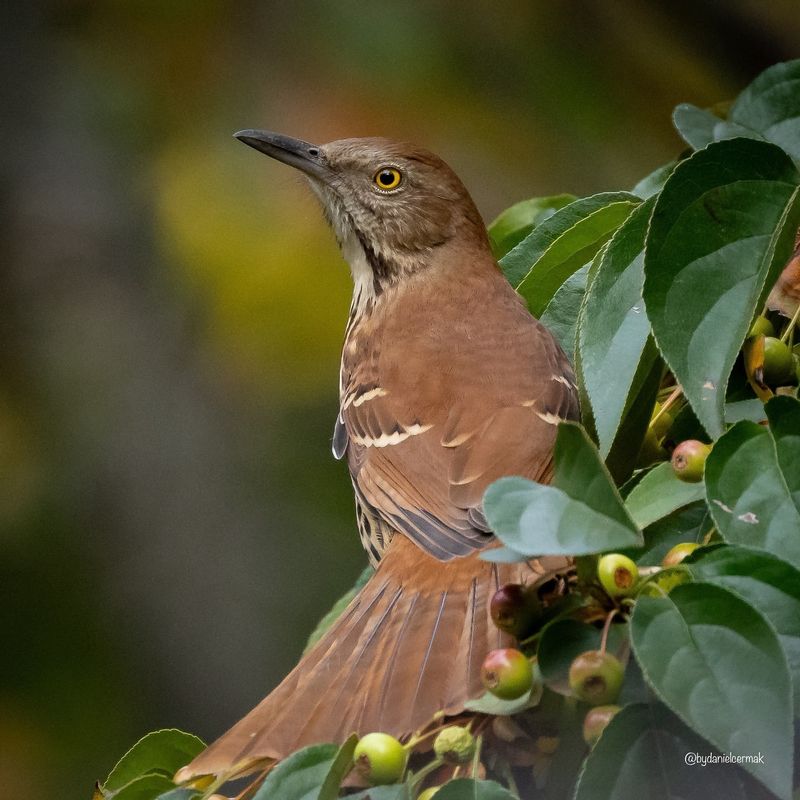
[780,303,800,344]
[599,608,619,655]
[405,722,453,750]
[650,384,683,430]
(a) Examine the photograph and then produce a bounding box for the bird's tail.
[178,535,569,782]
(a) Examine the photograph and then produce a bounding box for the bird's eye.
[373,167,402,191]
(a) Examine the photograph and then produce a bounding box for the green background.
[1,2,797,796]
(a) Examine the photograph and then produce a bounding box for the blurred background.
[1,1,797,796]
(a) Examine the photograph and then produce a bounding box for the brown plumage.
[178,134,578,783]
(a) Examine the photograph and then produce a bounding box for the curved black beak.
[233,130,329,181]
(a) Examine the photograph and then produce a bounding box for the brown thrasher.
[178,133,578,782]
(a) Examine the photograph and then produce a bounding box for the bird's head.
[234,130,490,295]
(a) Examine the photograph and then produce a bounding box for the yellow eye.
[374,167,402,191]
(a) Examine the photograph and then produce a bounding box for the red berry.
[490,583,540,637]
[480,648,533,700]
[671,440,711,482]
[582,705,621,746]
[568,651,624,705]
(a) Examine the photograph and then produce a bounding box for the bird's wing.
[339,304,578,561]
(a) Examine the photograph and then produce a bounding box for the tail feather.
[180,536,569,781]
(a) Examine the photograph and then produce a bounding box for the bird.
[177,132,579,784]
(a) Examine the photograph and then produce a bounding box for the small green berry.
[582,704,621,746]
[671,439,711,482]
[568,650,624,705]
[597,554,639,598]
[418,788,440,800]
[762,336,795,386]
[662,542,700,567]
[354,732,406,785]
[489,583,540,637]
[749,315,775,339]
[481,648,533,700]
[433,725,476,764]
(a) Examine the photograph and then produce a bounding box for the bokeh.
[1,2,797,796]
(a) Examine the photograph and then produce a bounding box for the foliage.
[93,730,205,800]
[96,60,800,800]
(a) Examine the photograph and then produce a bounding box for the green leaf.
[463,687,536,716]
[434,778,517,800]
[672,61,800,167]
[688,544,800,715]
[643,137,800,438]
[538,619,627,695]
[704,402,800,568]
[630,584,793,798]
[602,340,663,486]
[723,59,800,165]
[673,103,722,150]
[500,192,640,316]
[574,703,759,800]
[483,478,639,556]
[111,774,176,800]
[483,423,642,557]
[539,263,589,360]
[579,197,655,457]
[305,566,373,652]
[104,730,205,793]
[725,398,766,424]
[487,194,575,259]
[767,395,800,508]
[318,734,358,800]
[623,462,706,529]
[632,160,677,200]
[552,424,641,531]
[251,743,338,800]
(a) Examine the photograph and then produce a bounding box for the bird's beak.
[233,129,330,182]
